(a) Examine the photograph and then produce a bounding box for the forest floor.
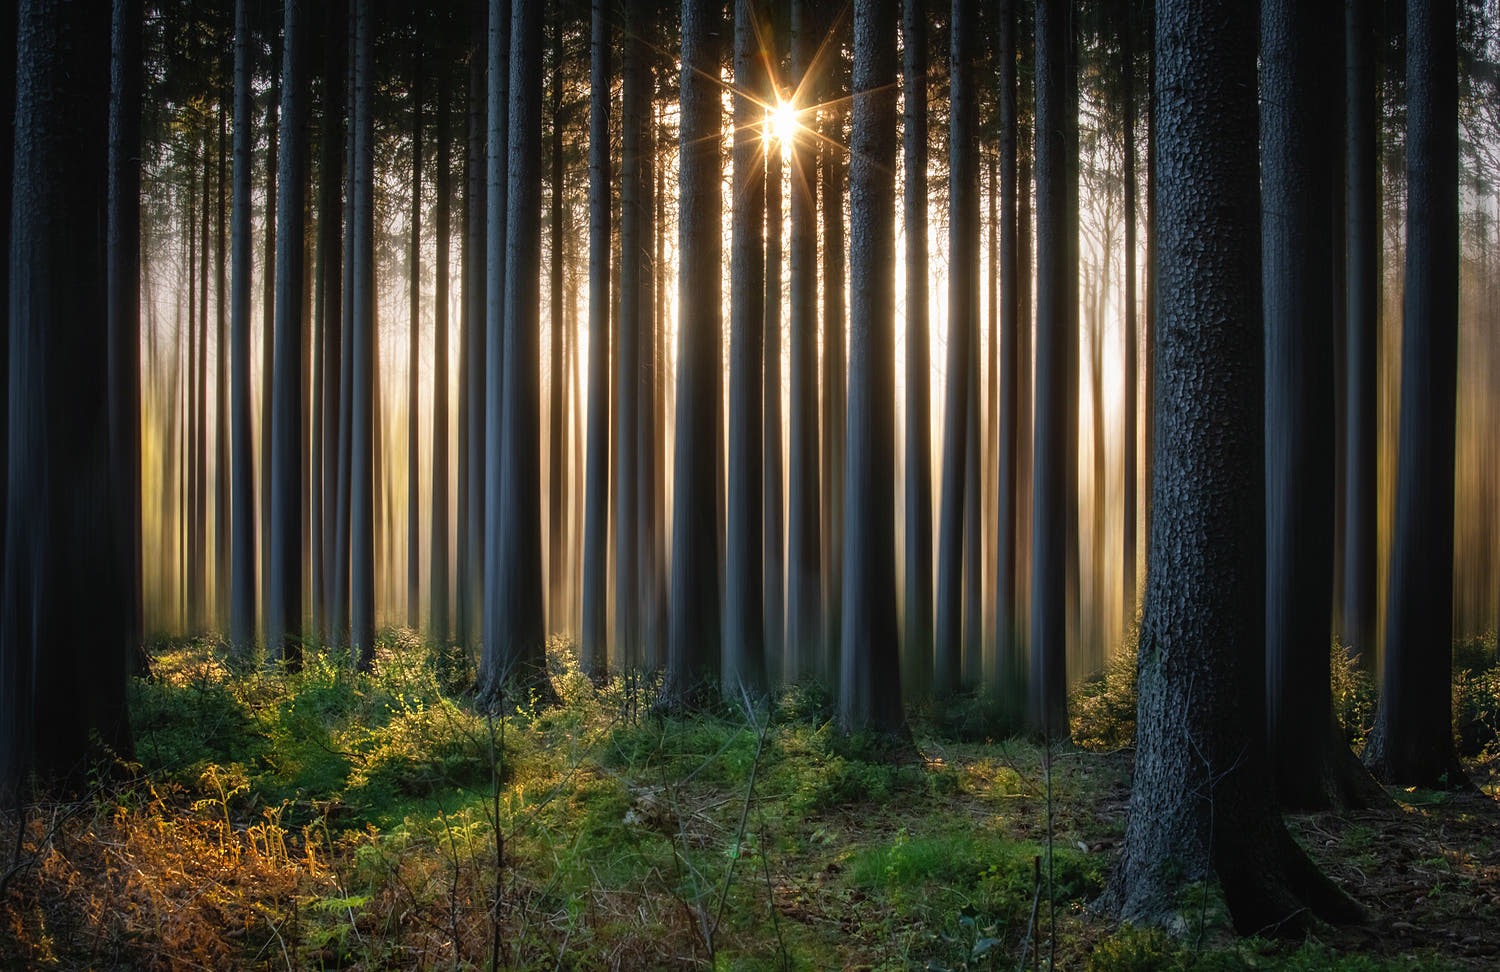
[1,634,1498,970]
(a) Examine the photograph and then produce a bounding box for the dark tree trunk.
[1263,0,1383,811]
[1100,0,1361,932]
[230,0,257,654]
[317,0,347,648]
[547,15,566,635]
[216,100,230,632]
[820,7,848,685]
[262,42,279,641]
[460,15,487,650]
[1342,0,1378,667]
[350,0,376,667]
[725,0,767,698]
[901,0,932,699]
[2,0,132,796]
[993,0,1022,718]
[0,0,12,617]
[1028,0,1073,738]
[408,54,423,631]
[665,0,724,704]
[764,13,786,685]
[580,0,611,677]
[431,70,451,644]
[1121,0,1138,622]
[637,16,662,668]
[480,0,511,684]
[615,14,645,669]
[480,0,554,706]
[267,0,308,667]
[111,0,145,671]
[786,0,821,684]
[1363,0,1465,789]
[840,0,903,735]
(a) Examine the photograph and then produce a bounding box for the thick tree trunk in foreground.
[1363,0,1465,789]
[580,0,611,677]
[839,0,903,735]
[900,0,932,701]
[1100,0,1361,933]
[480,0,555,706]
[725,0,767,698]
[1,0,132,797]
[665,0,724,704]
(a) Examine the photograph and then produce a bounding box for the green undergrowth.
[3,632,1496,969]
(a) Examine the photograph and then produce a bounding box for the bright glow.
[769,99,800,145]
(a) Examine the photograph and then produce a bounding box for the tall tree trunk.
[665,0,724,703]
[580,0,611,677]
[1121,0,1138,623]
[318,0,347,647]
[726,0,767,698]
[1363,0,1464,789]
[267,0,308,667]
[231,0,257,654]
[460,14,487,649]
[1342,0,1378,666]
[763,14,786,686]
[993,0,1021,718]
[431,68,452,644]
[216,99,230,631]
[408,53,423,630]
[481,0,554,705]
[350,0,376,667]
[186,152,200,631]
[936,0,979,698]
[820,7,848,686]
[637,36,662,671]
[197,138,209,633]
[614,13,644,669]
[111,0,144,671]
[547,15,566,634]
[262,41,279,641]
[787,0,821,684]
[1101,0,1361,931]
[901,0,932,700]
[2,0,132,796]
[0,0,12,621]
[840,0,903,735]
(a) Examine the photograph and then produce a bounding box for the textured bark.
[267,0,308,667]
[900,0,932,700]
[1028,0,1072,738]
[1363,0,1465,789]
[725,0,767,698]
[0,0,12,617]
[1342,0,1378,667]
[350,0,376,667]
[1100,0,1361,932]
[1,0,132,796]
[480,0,555,707]
[230,0,257,654]
[580,0,611,677]
[431,72,451,644]
[786,0,821,683]
[839,0,903,735]
[664,0,724,703]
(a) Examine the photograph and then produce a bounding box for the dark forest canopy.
[3,0,1500,953]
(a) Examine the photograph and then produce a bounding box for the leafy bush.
[1071,650,1138,751]
[1331,643,1378,747]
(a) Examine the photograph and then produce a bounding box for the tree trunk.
[480,0,554,707]
[216,99,230,631]
[460,12,487,650]
[317,0,347,648]
[1100,0,1361,932]
[262,42,279,642]
[901,0,932,700]
[2,0,132,796]
[615,15,644,670]
[267,0,308,668]
[725,0,767,698]
[230,0,257,654]
[350,0,376,667]
[664,0,724,704]
[408,53,423,631]
[1121,0,1138,623]
[1342,0,1378,667]
[580,0,611,678]
[820,7,848,686]
[548,15,566,635]
[787,0,821,685]
[840,0,903,736]
[763,13,786,686]
[431,68,451,645]
[1363,0,1465,789]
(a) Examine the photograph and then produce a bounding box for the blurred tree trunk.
[431,69,451,645]
[231,0,257,654]
[350,0,376,667]
[407,52,423,630]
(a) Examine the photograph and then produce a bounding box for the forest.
[3,0,1500,967]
